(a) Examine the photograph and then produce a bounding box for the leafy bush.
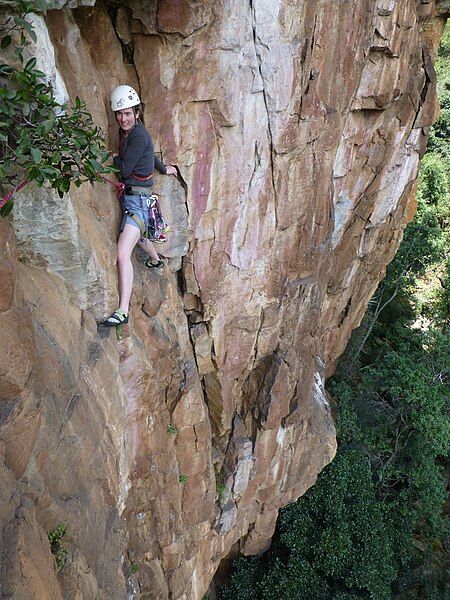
[219,557,261,600]
[0,1,115,214]
[48,523,69,572]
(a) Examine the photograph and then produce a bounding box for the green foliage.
[0,3,115,210]
[0,198,13,217]
[48,523,69,572]
[279,450,397,599]
[130,562,138,574]
[179,474,189,484]
[167,424,177,435]
[429,24,450,162]
[383,109,449,326]
[335,331,449,523]
[215,469,229,502]
[219,557,261,600]
[216,479,226,500]
[0,1,47,17]
[418,153,449,208]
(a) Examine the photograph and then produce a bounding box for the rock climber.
[104,85,177,327]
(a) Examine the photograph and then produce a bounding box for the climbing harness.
[132,172,153,182]
[123,193,168,242]
[97,172,168,241]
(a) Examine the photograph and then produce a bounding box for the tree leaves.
[0,200,14,217]
[41,111,56,134]
[0,64,14,75]
[24,56,37,71]
[30,147,42,163]
[1,35,11,49]
[12,16,37,43]
[0,9,116,214]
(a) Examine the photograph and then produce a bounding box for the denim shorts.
[120,193,149,231]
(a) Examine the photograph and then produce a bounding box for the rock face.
[0,1,447,598]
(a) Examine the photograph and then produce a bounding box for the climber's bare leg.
[138,237,161,261]
[117,224,140,313]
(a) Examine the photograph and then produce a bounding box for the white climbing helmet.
[110,85,140,111]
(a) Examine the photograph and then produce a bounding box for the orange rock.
[0,0,446,598]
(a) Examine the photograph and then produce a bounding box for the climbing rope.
[0,178,29,210]
[0,173,124,211]
[96,173,125,198]
[0,166,187,210]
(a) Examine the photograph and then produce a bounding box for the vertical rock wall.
[0,1,447,598]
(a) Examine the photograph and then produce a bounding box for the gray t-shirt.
[113,123,167,187]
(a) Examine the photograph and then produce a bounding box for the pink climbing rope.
[97,173,125,198]
[0,178,30,210]
[0,173,124,211]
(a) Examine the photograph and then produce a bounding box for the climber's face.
[115,107,138,132]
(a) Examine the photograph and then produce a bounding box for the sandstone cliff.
[0,1,448,598]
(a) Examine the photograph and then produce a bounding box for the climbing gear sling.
[123,193,168,243]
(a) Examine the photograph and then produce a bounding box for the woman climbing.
[104,85,177,327]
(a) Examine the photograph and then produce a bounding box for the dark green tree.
[0,1,116,216]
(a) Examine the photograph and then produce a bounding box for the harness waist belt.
[125,185,154,196]
[132,171,153,182]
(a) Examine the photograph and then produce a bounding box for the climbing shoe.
[103,308,129,327]
[145,258,164,269]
